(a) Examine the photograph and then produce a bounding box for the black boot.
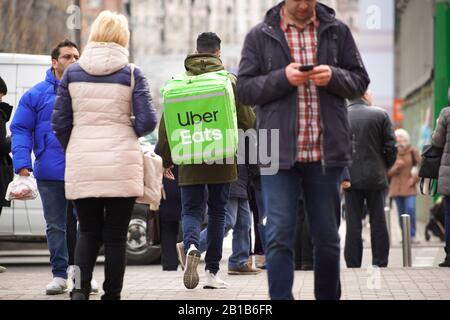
[70,281,91,300]
[439,247,450,267]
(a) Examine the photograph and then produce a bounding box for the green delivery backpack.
[161,70,238,165]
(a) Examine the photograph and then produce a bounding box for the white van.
[0,54,161,264]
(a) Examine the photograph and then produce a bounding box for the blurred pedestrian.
[430,87,450,267]
[158,163,183,271]
[0,76,13,274]
[388,128,421,243]
[345,90,397,268]
[52,11,157,300]
[237,0,369,300]
[10,40,80,294]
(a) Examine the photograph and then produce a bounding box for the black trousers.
[73,197,135,300]
[160,220,180,271]
[344,189,389,268]
[294,200,313,268]
[66,201,77,266]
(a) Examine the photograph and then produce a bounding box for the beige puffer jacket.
[63,43,143,200]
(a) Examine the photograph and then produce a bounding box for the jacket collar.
[348,98,369,108]
[45,68,60,94]
[184,54,224,76]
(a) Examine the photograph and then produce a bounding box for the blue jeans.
[394,196,416,238]
[199,198,252,268]
[444,197,450,247]
[37,180,69,279]
[261,162,343,300]
[181,183,230,274]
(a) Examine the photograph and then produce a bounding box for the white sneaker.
[0,266,6,273]
[203,270,229,289]
[183,244,201,289]
[90,278,99,294]
[46,277,68,295]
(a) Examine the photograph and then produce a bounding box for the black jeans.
[66,201,77,266]
[344,190,389,268]
[160,220,180,271]
[73,197,135,300]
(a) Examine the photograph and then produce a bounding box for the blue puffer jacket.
[10,69,65,181]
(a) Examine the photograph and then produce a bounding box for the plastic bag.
[5,175,38,201]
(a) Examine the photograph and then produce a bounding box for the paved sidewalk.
[1,246,449,300]
[1,201,449,300]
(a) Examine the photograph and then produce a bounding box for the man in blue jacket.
[10,40,80,295]
[237,0,370,300]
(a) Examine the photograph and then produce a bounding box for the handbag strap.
[130,63,136,118]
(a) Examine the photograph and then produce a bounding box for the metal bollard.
[384,206,391,246]
[401,214,412,267]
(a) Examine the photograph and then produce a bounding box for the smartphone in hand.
[298,65,315,72]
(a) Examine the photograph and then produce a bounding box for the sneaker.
[203,270,229,289]
[183,244,201,289]
[46,277,68,295]
[255,255,266,269]
[0,266,6,273]
[176,242,186,271]
[90,278,99,294]
[228,262,262,275]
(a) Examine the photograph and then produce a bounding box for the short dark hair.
[196,32,221,54]
[51,39,79,60]
[0,76,7,95]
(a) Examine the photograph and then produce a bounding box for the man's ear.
[51,59,58,70]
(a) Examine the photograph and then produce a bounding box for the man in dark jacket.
[0,76,13,274]
[237,0,370,300]
[345,90,397,269]
[158,32,256,290]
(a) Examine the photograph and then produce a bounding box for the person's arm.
[229,75,256,132]
[382,113,397,170]
[52,70,73,151]
[237,29,296,106]
[132,67,158,137]
[387,159,404,178]
[0,103,11,155]
[157,114,174,169]
[432,109,448,148]
[9,93,36,174]
[324,25,370,100]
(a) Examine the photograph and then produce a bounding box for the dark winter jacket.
[237,1,370,170]
[347,99,397,190]
[0,102,13,207]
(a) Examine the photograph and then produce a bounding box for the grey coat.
[432,107,450,195]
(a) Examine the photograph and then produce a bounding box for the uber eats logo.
[177,110,223,145]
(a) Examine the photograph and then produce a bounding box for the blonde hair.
[88,11,130,48]
[395,128,411,145]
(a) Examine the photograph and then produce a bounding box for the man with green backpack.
[157,32,255,290]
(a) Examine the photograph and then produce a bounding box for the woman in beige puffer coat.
[52,11,157,300]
